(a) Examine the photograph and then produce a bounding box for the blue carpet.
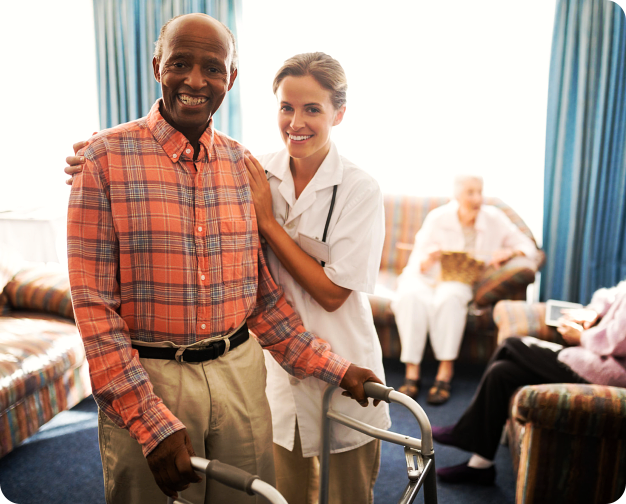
[374,358,516,504]
[0,359,515,504]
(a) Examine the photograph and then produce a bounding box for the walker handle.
[364,382,394,403]
[192,457,259,495]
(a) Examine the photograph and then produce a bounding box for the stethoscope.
[267,170,337,267]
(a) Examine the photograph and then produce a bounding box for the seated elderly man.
[391,175,538,404]
[433,279,626,484]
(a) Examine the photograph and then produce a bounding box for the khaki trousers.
[98,338,275,504]
[273,424,381,504]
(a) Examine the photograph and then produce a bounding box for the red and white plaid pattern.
[68,100,349,455]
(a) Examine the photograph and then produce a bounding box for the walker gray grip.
[205,460,259,495]
[363,382,394,403]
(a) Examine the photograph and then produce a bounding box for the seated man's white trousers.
[391,278,473,364]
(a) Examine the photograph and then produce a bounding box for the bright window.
[0,1,100,213]
[238,0,557,242]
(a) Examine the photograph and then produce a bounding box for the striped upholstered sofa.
[368,195,545,364]
[494,300,626,504]
[0,251,91,458]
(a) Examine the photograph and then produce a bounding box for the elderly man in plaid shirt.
[67,13,380,504]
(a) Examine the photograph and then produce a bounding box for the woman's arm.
[244,154,351,312]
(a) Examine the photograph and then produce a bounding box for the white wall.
[238,0,557,243]
[0,1,99,213]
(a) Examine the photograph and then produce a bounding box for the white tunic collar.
[264,143,344,223]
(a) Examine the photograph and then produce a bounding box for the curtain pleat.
[92,0,241,138]
[541,0,626,303]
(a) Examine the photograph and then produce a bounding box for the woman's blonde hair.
[272,52,347,110]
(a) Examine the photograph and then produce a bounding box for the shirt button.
[201,324,206,330]
[198,226,203,232]
[286,222,295,230]
[289,376,299,386]
[186,149,191,154]
[172,153,177,158]
[201,275,205,281]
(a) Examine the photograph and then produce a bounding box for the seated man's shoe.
[436,461,496,485]
[431,425,460,447]
[398,378,421,400]
[427,380,451,405]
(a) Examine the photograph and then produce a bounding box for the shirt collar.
[265,142,344,204]
[146,99,215,163]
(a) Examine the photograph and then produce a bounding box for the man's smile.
[177,94,208,106]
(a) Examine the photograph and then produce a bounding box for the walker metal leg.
[318,383,438,504]
[318,385,334,504]
[423,454,437,504]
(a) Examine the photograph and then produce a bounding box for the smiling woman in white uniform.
[244,52,390,504]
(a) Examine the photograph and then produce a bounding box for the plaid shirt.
[68,100,350,456]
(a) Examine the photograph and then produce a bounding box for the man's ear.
[152,57,161,83]
[227,68,238,91]
[333,105,346,126]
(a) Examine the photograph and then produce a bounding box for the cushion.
[0,293,10,316]
[493,300,558,344]
[473,256,537,307]
[4,263,74,320]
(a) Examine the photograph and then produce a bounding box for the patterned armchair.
[493,300,626,504]
[368,194,545,363]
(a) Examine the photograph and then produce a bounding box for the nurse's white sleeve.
[323,178,384,294]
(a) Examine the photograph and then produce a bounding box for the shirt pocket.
[219,219,256,284]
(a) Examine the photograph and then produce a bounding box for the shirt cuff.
[313,354,351,386]
[128,402,186,457]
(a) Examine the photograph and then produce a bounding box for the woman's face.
[276,75,345,166]
[457,178,484,217]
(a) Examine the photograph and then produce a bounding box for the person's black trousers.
[450,337,588,460]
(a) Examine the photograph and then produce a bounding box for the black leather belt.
[132,323,249,363]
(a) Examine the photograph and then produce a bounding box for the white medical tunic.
[258,143,391,457]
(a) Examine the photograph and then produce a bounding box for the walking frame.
[167,457,288,504]
[318,382,437,504]
[168,382,437,504]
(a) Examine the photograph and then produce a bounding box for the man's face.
[152,16,237,139]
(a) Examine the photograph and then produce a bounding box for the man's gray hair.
[153,13,238,72]
[453,174,484,198]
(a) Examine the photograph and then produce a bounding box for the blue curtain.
[541,0,626,303]
[92,0,242,139]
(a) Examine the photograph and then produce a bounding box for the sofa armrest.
[473,255,540,307]
[512,383,626,438]
[493,300,560,344]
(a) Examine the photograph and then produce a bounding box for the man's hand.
[557,318,584,346]
[146,429,202,499]
[64,139,91,185]
[340,364,383,407]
